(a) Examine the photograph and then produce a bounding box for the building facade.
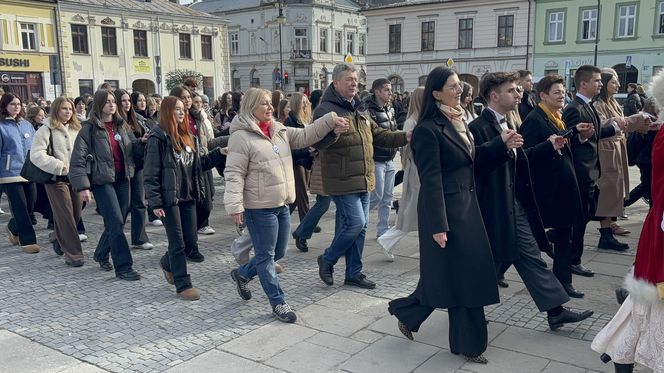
[533,0,664,91]
[57,0,230,98]
[363,0,534,93]
[0,0,60,102]
[192,0,368,94]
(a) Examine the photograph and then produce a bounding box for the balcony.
[291,50,312,60]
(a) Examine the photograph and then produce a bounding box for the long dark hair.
[0,93,25,120]
[460,82,474,113]
[310,89,323,110]
[597,72,616,102]
[89,90,126,129]
[114,89,142,135]
[130,91,148,118]
[420,66,456,123]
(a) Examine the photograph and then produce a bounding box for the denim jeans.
[370,160,396,237]
[238,206,290,306]
[160,201,196,293]
[5,182,36,245]
[294,195,331,239]
[129,169,149,245]
[323,192,369,279]
[92,173,133,274]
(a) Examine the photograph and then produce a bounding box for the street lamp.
[276,0,286,90]
[593,0,600,66]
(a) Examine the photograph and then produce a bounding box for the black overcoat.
[411,111,499,309]
[469,109,552,263]
[520,106,584,228]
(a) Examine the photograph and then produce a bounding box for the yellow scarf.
[438,102,471,148]
[538,102,565,130]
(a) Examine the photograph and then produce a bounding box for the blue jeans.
[370,160,396,237]
[323,192,369,279]
[91,174,133,274]
[294,195,331,239]
[238,206,290,306]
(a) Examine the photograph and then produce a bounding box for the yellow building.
[57,0,230,98]
[0,0,60,102]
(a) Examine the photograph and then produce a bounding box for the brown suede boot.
[177,287,200,301]
[6,226,18,246]
[162,269,174,285]
[22,244,40,254]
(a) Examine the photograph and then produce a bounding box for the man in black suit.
[562,65,627,279]
[518,70,537,121]
[469,72,592,329]
[521,75,594,298]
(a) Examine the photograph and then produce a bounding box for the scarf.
[438,102,471,148]
[538,102,565,130]
[258,121,272,139]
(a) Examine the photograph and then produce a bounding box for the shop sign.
[133,59,151,73]
[0,58,29,68]
[0,53,50,71]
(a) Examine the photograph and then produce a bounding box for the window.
[389,24,401,53]
[133,30,148,57]
[418,75,428,86]
[359,33,366,55]
[547,11,565,42]
[232,70,241,91]
[544,69,559,76]
[617,4,637,38]
[388,75,404,93]
[71,24,89,54]
[581,9,598,40]
[659,2,664,34]
[497,15,514,47]
[319,29,328,52]
[250,69,260,88]
[78,79,94,96]
[179,33,191,59]
[20,23,37,50]
[420,21,435,51]
[201,35,213,60]
[334,30,342,54]
[101,27,117,55]
[458,18,473,49]
[294,28,308,51]
[346,32,355,55]
[104,80,119,90]
[230,33,239,55]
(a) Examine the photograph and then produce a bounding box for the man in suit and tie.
[562,65,628,280]
[469,72,593,329]
[518,70,537,121]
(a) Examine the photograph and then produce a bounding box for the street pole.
[278,0,285,91]
[593,0,600,66]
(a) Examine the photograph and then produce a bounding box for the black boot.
[598,228,629,251]
[614,363,634,373]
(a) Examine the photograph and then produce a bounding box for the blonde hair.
[406,87,424,121]
[289,92,312,124]
[49,96,81,130]
[240,88,273,121]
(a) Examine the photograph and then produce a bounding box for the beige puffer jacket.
[224,111,337,214]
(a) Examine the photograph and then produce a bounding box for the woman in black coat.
[388,67,509,364]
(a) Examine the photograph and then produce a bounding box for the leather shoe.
[186,252,205,262]
[548,307,594,331]
[292,232,308,252]
[116,270,141,281]
[571,264,595,277]
[313,226,322,233]
[317,255,334,285]
[52,241,64,256]
[615,287,629,305]
[497,278,509,288]
[96,259,113,272]
[397,320,413,340]
[344,274,376,289]
[65,259,84,267]
[563,283,585,298]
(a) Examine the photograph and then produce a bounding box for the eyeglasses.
[444,84,463,92]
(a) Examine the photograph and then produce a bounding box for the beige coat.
[394,117,419,232]
[30,118,80,176]
[224,111,337,214]
[593,98,629,217]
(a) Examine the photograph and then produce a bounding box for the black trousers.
[5,182,36,245]
[129,169,149,245]
[571,182,597,266]
[160,201,197,293]
[388,296,487,357]
[626,163,652,207]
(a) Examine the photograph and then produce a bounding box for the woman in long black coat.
[388,67,512,364]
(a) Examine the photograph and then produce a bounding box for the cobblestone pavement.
[0,166,653,372]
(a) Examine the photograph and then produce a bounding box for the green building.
[533,0,664,91]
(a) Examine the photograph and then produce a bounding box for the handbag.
[20,128,56,184]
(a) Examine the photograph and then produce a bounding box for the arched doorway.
[612,64,638,93]
[232,70,241,91]
[250,69,260,88]
[132,79,156,95]
[388,74,404,93]
[458,73,479,93]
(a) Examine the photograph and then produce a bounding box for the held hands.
[406,130,413,143]
[153,208,165,218]
[548,135,567,151]
[231,213,244,225]
[576,123,595,140]
[219,147,229,155]
[140,133,150,143]
[79,189,93,203]
[433,232,448,249]
[500,129,523,150]
[626,114,651,134]
[333,117,350,134]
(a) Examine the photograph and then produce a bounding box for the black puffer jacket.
[363,94,398,162]
[69,117,137,192]
[283,112,314,169]
[624,93,642,116]
[143,125,222,209]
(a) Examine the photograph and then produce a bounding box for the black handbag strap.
[47,128,53,156]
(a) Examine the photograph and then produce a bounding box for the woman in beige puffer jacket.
[224,88,347,323]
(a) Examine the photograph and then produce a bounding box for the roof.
[61,0,221,20]
[362,0,450,12]
[191,0,361,14]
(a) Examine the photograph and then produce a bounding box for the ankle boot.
[613,363,634,373]
[598,228,629,251]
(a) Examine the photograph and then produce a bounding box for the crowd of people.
[0,63,663,371]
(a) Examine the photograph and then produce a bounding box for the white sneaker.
[78,234,88,242]
[0,208,5,214]
[198,226,215,235]
[132,242,154,250]
[149,219,163,226]
[382,250,395,262]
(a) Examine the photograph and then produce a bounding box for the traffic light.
[284,72,289,85]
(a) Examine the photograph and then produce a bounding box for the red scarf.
[259,121,271,139]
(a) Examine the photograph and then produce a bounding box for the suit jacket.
[562,96,616,185]
[520,106,584,228]
[469,109,551,263]
[519,91,537,123]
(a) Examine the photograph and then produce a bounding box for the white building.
[58,0,231,98]
[363,0,534,92]
[192,0,368,94]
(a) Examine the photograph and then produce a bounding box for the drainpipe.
[54,1,66,96]
[525,0,531,70]
[593,0,600,66]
